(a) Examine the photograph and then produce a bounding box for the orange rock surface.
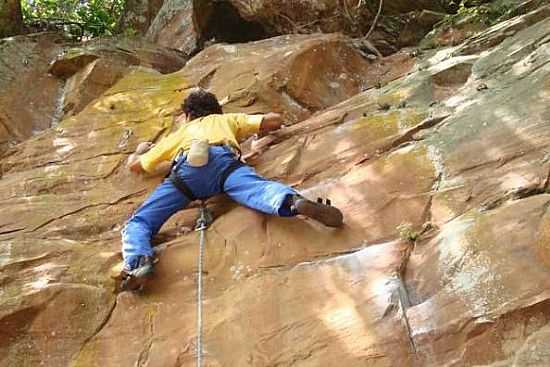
[1,7,550,367]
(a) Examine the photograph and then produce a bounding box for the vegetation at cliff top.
[21,0,125,39]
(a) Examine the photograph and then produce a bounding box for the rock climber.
[119,88,343,291]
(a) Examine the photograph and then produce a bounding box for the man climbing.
[120,88,343,291]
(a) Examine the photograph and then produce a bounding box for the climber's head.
[181,87,223,121]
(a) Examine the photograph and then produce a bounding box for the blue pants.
[122,146,296,268]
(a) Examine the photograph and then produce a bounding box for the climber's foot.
[292,195,343,227]
[120,256,155,292]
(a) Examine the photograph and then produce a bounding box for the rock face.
[421,0,550,50]
[119,0,165,35]
[1,5,550,367]
[145,0,454,55]
[0,33,65,154]
[146,0,197,55]
[205,0,449,36]
[48,37,188,118]
[180,34,375,123]
[0,35,187,153]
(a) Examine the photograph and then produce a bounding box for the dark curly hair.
[182,88,223,120]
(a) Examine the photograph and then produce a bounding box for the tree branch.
[363,0,383,41]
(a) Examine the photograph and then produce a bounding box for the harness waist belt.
[169,156,245,201]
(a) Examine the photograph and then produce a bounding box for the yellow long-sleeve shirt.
[140,113,263,173]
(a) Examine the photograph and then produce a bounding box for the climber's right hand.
[259,112,284,137]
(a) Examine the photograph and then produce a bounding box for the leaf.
[20,0,125,38]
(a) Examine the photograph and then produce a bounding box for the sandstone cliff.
[1,1,550,367]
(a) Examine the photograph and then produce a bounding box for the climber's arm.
[129,130,184,176]
[233,112,285,161]
[127,141,153,174]
[258,112,284,137]
[127,140,174,176]
[128,154,145,174]
[128,153,173,176]
[241,113,286,160]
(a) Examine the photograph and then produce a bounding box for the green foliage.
[122,25,137,37]
[21,0,125,39]
[438,0,518,28]
[397,222,420,242]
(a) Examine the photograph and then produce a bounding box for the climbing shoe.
[291,195,344,227]
[120,255,155,292]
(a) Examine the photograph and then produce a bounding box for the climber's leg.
[222,165,297,216]
[122,179,190,269]
[223,165,343,227]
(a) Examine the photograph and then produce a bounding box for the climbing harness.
[168,146,245,201]
[195,201,213,367]
[168,150,197,201]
